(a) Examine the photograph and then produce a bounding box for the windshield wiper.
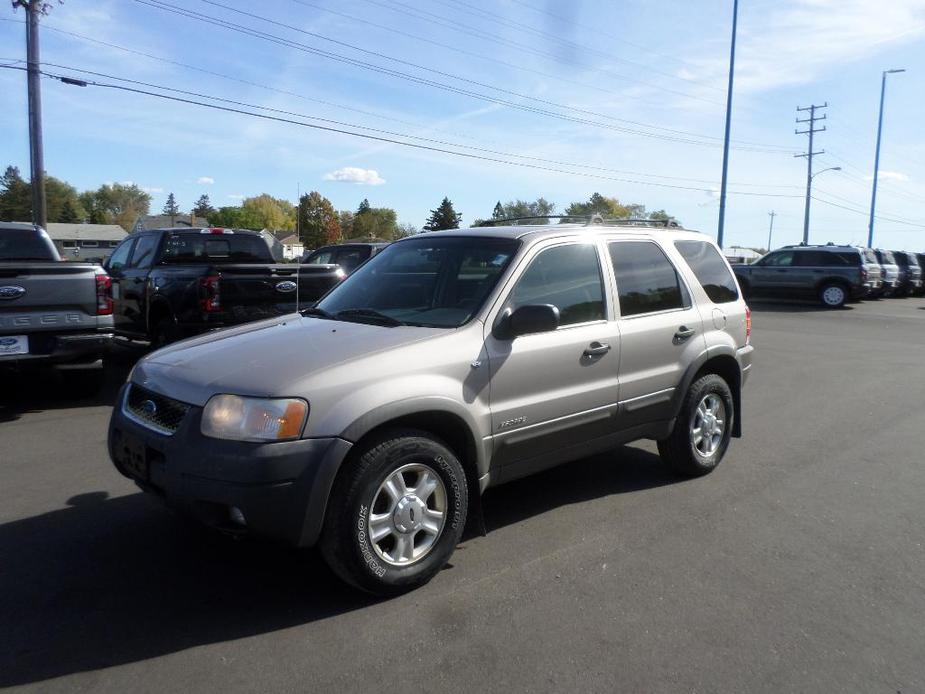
[299,306,334,319]
[334,308,403,327]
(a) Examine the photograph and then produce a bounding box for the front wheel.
[658,374,734,477]
[320,429,468,595]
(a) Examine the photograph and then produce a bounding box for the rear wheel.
[320,429,468,595]
[819,283,847,308]
[658,374,734,477]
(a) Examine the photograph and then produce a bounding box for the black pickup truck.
[104,227,344,346]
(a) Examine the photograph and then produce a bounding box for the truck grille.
[125,384,190,435]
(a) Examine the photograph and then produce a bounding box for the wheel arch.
[671,351,743,438]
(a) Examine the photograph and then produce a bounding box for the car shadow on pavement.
[481,444,677,532]
[0,491,374,688]
[0,364,129,423]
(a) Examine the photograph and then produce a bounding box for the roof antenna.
[295,182,300,314]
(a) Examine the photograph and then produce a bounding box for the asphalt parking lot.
[2,298,924,693]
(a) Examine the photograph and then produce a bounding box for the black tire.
[150,315,180,350]
[658,374,734,478]
[818,282,848,308]
[320,429,468,596]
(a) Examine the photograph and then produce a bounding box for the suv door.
[607,240,707,428]
[749,250,795,293]
[485,241,620,479]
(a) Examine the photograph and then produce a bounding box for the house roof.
[45,223,128,242]
[135,214,210,230]
[278,234,301,245]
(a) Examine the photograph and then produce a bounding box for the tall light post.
[867,68,906,248]
[716,0,738,250]
[766,210,776,252]
[803,166,841,245]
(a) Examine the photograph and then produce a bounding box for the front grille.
[125,384,190,435]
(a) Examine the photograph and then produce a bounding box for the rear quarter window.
[674,240,739,303]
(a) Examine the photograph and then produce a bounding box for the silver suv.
[108,221,753,594]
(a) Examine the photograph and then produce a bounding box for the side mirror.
[493,304,560,339]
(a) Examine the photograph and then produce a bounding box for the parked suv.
[733,244,881,308]
[301,242,389,275]
[872,249,901,297]
[108,222,753,594]
[893,251,922,297]
[916,253,925,296]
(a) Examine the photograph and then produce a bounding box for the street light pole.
[716,0,738,250]
[799,166,841,245]
[867,69,906,248]
[25,1,47,230]
[766,210,776,252]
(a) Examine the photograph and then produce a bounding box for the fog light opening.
[229,506,247,526]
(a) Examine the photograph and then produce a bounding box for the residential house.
[42,222,128,262]
[133,213,210,232]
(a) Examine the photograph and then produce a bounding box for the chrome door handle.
[674,326,696,340]
[583,342,611,356]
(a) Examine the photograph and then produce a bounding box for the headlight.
[201,394,308,442]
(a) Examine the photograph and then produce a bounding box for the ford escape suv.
[108,221,754,595]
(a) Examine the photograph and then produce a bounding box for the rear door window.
[674,240,739,303]
[610,241,689,316]
[759,251,794,266]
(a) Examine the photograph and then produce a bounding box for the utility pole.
[766,210,776,252]
[795,103,827,246]
[24,0,47,229]
[867,69,906,248]
[716,0,739,250]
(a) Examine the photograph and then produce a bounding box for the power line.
[0,63,804,200]
[811,195,925,229]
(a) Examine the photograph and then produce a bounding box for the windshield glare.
[315,236,520,328]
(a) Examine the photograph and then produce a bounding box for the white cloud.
[197,176,215,185]
[322,167,386,185]
[227,194,245,200]
[865,170,909,182]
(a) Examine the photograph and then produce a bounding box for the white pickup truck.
[0,222,114,392]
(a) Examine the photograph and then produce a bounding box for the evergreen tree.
[491,201,504,219]
[423,197,462,231]
[58,197,80,223]
[357,198,371,215]
[162,192,180,224]
[192,194,215,219]
[0,166,32,222]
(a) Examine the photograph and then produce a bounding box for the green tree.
[491,201,504,220]
[298,191,341,248]
[356,198,371,215]
[192,194,215,220]
[57,197,80,223]
[239,194,296,231]
[423,196,462,231]
[209,206,245,228]
[353,207,398,239]
[337,210,356,237]
[395,223,417,238]
[499,197,555,224]
[45,175,85,223]
[0,165,32,221]
[564,193,629,220]
[648,209,678,224]
[162,192,180,225]
[88,182,151,231]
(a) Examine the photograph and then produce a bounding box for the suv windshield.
[161,232,274,264]
[314,236,520,327]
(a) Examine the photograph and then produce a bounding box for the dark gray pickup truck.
[0,222,114,390]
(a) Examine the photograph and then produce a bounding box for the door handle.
[674,326,696,340]
[583,341,611,357]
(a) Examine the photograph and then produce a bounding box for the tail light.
[745,304,751,345]
[860,266,868,281]
[95,273,113,316]
[199,275,221,313]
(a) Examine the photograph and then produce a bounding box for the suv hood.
[132,315,445,406]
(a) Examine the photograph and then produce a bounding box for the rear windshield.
[861,249,878,264]
[161,232,274,264]
[674,240,739,303]
[0,227,59,262]
[876,250,896,264]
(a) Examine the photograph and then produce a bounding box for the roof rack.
[474,214,682,229]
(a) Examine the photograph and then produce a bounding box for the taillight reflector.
[95,273,113,316]
[199,275,221,313]
[745,304,751,344]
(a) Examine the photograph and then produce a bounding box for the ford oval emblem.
[0,337,18,346]
[140,399,158,416]
[275,280,298,293]
[0,285,26,300]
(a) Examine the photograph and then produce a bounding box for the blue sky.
[1,0,923,250]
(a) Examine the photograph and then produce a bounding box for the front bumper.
[108,383,352,547]
[0,330,112,366]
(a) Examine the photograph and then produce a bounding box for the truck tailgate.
[0,263,102,333]
[215,264,341,319]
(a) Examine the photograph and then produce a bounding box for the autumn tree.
[564,193,629,220]
[298,191,341,248]
[423,197,462,231]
